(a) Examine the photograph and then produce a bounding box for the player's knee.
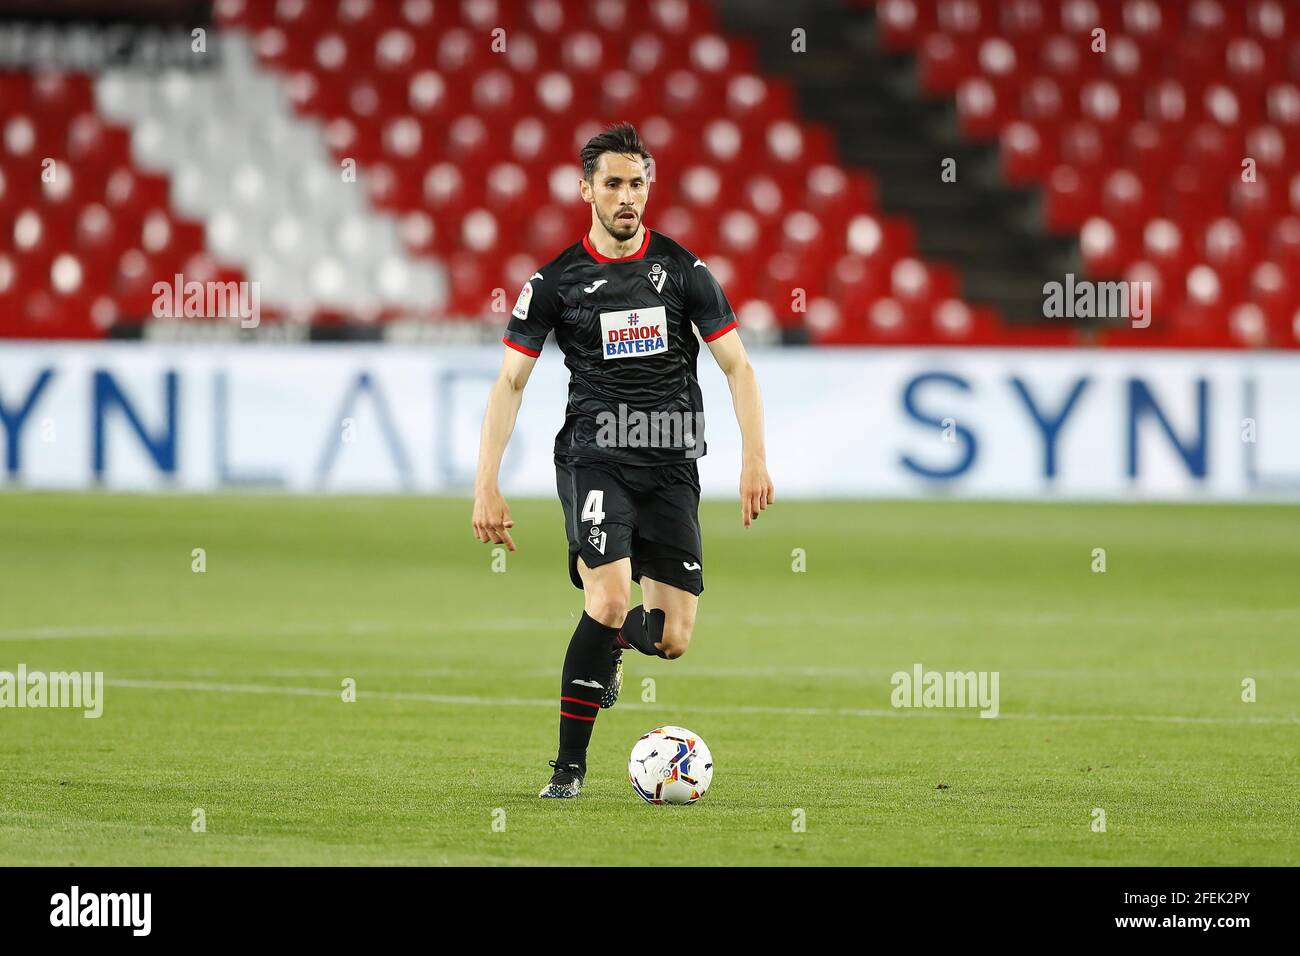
[584,589,629,628]
[658,621,694,659]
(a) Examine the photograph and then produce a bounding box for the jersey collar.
[582,227,651,263]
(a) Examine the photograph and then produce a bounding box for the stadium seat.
[5,0,1297,347]
[870,0,1300,347]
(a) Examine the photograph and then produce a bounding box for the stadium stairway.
[856,0,1300,350]
[716,0,1081,324]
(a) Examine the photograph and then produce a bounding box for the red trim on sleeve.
[701,320,739,342]
[502,336,541,357]
[582,227,651,263]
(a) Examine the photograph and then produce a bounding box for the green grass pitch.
[1,493,1297,866]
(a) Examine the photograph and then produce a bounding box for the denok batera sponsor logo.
[599,306,668,359]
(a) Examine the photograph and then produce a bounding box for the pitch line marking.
[0,619,551,641]
[103,679,1300,727]
[5,603,1298,641]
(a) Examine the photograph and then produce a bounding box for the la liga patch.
[512,281,534,320]
[600,305,668,359]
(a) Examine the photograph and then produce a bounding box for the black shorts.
[555,455,704,595]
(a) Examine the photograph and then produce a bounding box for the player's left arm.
[706,329,775,528]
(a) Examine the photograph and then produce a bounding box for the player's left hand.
[739,458,774,528]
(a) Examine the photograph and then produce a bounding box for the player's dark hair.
[581,122,652,182]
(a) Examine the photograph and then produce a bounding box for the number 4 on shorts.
[581,489,606,525]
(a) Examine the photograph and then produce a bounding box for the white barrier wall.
[2,343,1299,500]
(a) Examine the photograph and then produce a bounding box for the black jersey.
[503,229,738,466]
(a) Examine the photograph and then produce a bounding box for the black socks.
[557,611,621,769]
[618,605,667,659]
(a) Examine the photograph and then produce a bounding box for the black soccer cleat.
[600,649,623,709]
[538,760,585,799]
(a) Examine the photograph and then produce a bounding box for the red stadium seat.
[956,77,1007,139]
[1080,216,1125,276]
[1248,260,1294,326]
[1044,164,1098,232]
[878,0,928,53]
[6,0,1292,346]
[1202,216,1252,286]
[1000,120,1051,184]
[1271,216,1300,270]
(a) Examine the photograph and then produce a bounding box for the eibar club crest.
[648,261,667,294]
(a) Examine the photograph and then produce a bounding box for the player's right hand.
[472,487,516,551]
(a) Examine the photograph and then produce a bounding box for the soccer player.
[471,123,774,798]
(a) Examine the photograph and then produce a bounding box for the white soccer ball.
[628,726,713,805]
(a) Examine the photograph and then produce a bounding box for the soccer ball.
[628,726,713,805]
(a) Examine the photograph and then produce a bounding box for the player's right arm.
[471,346,537,552]
[473,269,557,551]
